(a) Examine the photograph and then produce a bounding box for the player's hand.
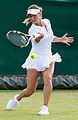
[38,33,44,39]
[61,33,74,46]
[35,33,44,43]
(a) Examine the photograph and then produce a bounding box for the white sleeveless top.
[22,19,62,71]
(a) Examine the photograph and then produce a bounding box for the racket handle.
[33,33,40,39]
[28,33,40,42]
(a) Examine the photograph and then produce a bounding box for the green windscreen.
[0,0,78,75]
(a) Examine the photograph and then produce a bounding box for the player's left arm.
[53,33,74,46]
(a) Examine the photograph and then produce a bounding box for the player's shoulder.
[42,18,51,24]
[28,24,36,33]
[29,24,35,30]
[28,24,39,34]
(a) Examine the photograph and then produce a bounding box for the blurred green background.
[0,0,78,75]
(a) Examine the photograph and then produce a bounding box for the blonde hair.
[23,4,43,26]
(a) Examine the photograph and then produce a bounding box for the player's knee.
[27,88,36,96]
[44,74,52,87]
[44,74,52,81]
[47,74,52,80]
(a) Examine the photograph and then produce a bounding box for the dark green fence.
[0,0,78,75]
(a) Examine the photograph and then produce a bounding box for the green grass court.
[0,90,78,120]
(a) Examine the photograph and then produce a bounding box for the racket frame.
[6,30,32,48]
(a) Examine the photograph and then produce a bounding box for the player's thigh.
[27,69,40,89]
[42,62,55,81]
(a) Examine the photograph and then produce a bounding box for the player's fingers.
[68,38,74,41]
[68,39,74,43]
[66,42,70,46]
[68,37,74,39]
[63,33,68,37]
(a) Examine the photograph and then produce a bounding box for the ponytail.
[22,18,31,26]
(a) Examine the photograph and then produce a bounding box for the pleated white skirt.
[22,52,62,71]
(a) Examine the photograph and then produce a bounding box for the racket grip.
[33,33,40,39]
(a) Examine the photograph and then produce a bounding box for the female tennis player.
[7,4,74,115]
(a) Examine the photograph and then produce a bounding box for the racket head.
[6,30,32,48]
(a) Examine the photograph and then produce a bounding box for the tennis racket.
[6,30,40,48]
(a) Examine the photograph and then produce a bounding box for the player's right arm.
[28,25,44,43]
[35,33,44,43]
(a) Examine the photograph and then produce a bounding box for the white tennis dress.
[22,19,62,71]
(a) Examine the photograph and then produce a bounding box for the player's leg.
[17,69,40,100]
[7,69,40,110]
[42,62,55,106]
[38,62,55,115]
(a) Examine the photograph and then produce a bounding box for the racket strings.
[6,30,31,48]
